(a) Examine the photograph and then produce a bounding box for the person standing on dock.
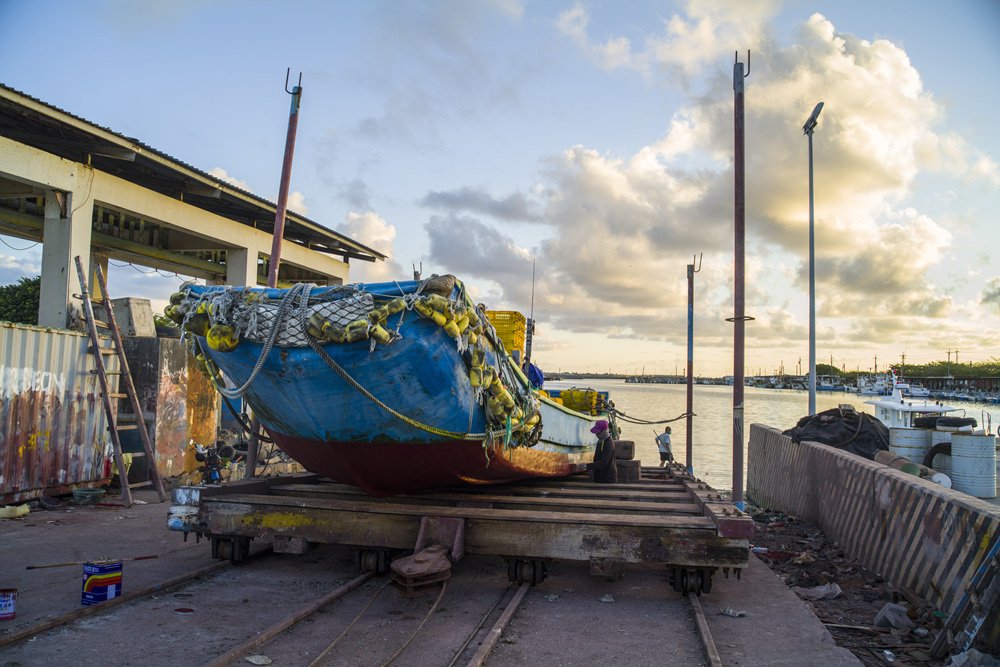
[656,426,673,467]
[589,420,618,483]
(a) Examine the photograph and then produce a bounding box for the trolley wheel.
[507,558,548,585]
[669,567,714,596]
[358,549,391,575]
[214,537,233,562]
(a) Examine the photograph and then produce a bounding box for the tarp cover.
[783,406,889,460]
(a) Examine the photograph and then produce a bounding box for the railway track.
[0,547,723,666]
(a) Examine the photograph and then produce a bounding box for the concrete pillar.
[225,247,259,286]
[39,186,93,329]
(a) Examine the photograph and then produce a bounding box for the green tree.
[0,276,40,325]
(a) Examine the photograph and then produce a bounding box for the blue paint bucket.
[0,589,16,620]
[81,561,122,606]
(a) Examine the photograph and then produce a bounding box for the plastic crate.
[486,310,526,355]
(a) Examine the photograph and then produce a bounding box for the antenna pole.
[267,68,303,288]
[525,258,536,364]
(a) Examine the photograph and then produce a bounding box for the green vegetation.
[0,276,40,325]
[837,359,1000,381]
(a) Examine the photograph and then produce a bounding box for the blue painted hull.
[188,281,597,494]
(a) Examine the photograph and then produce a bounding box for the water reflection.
[546,380,998,492]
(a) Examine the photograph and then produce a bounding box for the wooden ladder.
[73,256,167,507]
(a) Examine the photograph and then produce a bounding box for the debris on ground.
[599,594,615,603]
[745,502,979,667]
[720,607,747,618]
[244,656,272,665]
[791,582,843,601]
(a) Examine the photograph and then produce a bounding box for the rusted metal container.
[120,337,220,480]
[0,322,117,503]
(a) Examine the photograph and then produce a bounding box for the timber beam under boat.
[168,467,752,595]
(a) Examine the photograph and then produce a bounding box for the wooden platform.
[169,466,752,584]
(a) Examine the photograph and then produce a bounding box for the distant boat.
[857,373,892,396]
[168,275,602,495]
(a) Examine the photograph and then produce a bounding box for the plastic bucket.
[0,589,15,620]
[889,428,931,463]
[950,434,997,499]
[81,561,122,606]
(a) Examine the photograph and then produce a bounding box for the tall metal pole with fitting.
[267,69,304,287]
[248,69,304,478]
[686,253,701,475]
[730,52,752,511]
[803,102,823,416]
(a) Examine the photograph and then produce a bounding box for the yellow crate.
[486,310,526,354]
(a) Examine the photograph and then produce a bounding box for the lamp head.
[803,102,824,134]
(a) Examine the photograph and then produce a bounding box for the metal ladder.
[73,255,167,507]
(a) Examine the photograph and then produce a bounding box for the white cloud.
[336,211,402,283]
[208,167,251,191]
[422,9,1000,365]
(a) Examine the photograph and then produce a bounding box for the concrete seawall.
[748,423,999,645]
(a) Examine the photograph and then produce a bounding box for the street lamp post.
[803,101,823,416]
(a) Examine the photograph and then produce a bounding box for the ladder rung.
[104,392,128,399]
[130,452,146,458]
[113,424,139,431]
[91,369,122,375]
[117,414,154,423]
[92,319,110,328]
[90,347,116,355]
[128,481,153,489]
[72,293,106,305]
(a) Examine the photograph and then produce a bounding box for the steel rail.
[0,558,236,649]
[466,582,531,667]
[688,591,723,667]
[204,572,374,667]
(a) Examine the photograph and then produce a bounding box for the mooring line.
[206,572,374,667]
[307,579,391,667]
[446,584,516,667]
[380,581,449,667]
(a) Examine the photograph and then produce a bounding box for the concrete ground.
[0,489,859,666]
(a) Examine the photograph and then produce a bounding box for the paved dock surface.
[0,489,859,665]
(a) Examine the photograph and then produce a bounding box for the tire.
[935,416,977,428]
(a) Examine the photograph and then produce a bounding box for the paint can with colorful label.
[0,589,16,619]
[81,561,122,606]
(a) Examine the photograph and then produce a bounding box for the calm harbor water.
[546,379,1000,492]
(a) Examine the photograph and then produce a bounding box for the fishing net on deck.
[783,405,889,460]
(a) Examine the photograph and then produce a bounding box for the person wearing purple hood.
[588,419,617,483]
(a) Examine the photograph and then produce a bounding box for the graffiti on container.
[0,366,67,397]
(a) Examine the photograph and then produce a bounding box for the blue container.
[81,561,122,605]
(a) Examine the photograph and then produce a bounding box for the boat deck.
[169,466,752,593]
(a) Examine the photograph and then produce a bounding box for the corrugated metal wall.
[0,322,118,503]
[747,424,999,645]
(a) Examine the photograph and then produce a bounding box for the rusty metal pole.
[686,254,701,475]
[267,69,303,288]
[731,53,749,511]
[248,70,303,478]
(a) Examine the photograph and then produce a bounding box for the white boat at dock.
[864,386,964,429]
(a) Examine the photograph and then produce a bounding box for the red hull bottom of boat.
[269,432,586,496]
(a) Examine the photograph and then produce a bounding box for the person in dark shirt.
[588,420,617,483]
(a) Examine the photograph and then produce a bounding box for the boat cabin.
[864,389,962,429]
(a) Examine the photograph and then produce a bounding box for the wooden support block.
[616,459,641,482]
[614,440,635,460]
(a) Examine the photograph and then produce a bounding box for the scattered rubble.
[745,503,988,667]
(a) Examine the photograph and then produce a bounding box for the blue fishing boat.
[166,275,602,495]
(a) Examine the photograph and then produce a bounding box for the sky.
[1,0,999,377]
